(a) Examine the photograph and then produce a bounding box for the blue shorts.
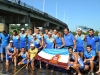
[0,45,7,53]
[13,43,19,49]
[20,42,26,49]
[98,45,100,51]
[76,46,84,52]
[6,54,11,60]
[68,63,84,70]
[23,59,27,64]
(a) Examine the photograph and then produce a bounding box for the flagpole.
[43,0,45,12]
[67,15,68,24]
[56,2,57,18]
[63,10,65,22]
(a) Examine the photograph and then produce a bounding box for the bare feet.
[51,70,54,73]
[96,70,100,74]
[78,73,82,75]
[46,64,48,67]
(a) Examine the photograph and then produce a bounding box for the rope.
[13,64,27,75]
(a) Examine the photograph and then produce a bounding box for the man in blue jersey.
[0,30,10,62]
[66,47,88,75]
[86,29,98,51]
[52,29,58,39]
[19,28,28,50]
[84,45,96,75]
[64,28,76,50]
[43,29,49,45]
[28,29,33,50]
[75,28,85,59]
[35,27,41,40]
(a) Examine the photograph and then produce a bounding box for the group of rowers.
[0,27,100,75]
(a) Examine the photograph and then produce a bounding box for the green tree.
[94,30,99,36]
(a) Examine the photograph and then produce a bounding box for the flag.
[35,49,69,69]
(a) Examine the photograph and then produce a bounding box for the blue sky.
[21,0,100,31]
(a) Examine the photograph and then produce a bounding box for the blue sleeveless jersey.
[20,52,27,64]
[12,35,19,49]
[76,34,84,47]
[69,54,84,69]
[52,34,57,39]
[28,35,33,49]
[55,37,63,48]
[6,46,14,60]
[36,34,41,40]
[75,34,84,52]
[46,38,54,49]
[21,52,27,59]
[8,46,14,53]
[44,34,48,44]
[20,33,26,48]
[32,39,40,48]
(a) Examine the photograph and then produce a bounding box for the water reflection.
[0,61,99,75]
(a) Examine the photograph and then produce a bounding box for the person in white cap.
[28,44,38,70]
[6,40,17,71]
[19,28,28,50]
[31,33,43,52]
[75,28,86,59]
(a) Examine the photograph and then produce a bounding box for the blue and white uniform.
[6,46,14,60]
[98,33,100,51]
[28,34,33,50]
[32,39,40,49]
[55,37,63,48]
[0,33,10,53]
[52,34,57,39]
[45,38,54,49]
[84,50,96,65]
[20,52,27,64]
[69,54,85,69]
[76,34,85,52]
[36,34,41,40]
[19,33,27,48]
[86,35,98,51]
[44,34,48,45]
[12,35,19,49]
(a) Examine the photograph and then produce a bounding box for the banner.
[35,49,69,69]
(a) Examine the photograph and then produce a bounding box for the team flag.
[35,49,69,69]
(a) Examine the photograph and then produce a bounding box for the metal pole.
[43,0,45,12]
[56,2,57,18]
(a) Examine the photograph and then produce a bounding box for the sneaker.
[88,71,94,75]
[90,72,94,75]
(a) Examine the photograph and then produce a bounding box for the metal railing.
[4,0,66,25]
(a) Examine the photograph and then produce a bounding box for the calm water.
[0,60,100,75]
